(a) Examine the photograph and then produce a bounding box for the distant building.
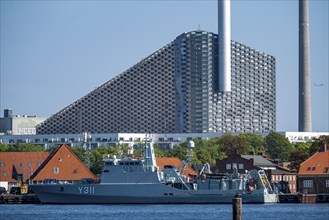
[0,109,46,135]
[298,148,329,194]
[269,167,297,193]
[211,152,297,193]
[0,152,49,190]
[30,144,96,183]
[36,31,276,135]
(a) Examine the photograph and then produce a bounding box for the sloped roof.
[30,144,96,181]
[271,166,296,175]
[242,155,276,167]
[298,150,329,175]
[0,152,49,182]
[156,157,197,177]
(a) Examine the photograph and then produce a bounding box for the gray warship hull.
[30,183,278,204]
[30,139,278,204]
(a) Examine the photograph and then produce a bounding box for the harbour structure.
[36,30,276,134]
[298,0,312,132]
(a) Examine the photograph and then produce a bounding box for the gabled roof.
[156,157,197,177]
[242,155,276,167]
[0,152,49,182]
[298,150,329,175]
[30,144,96,181]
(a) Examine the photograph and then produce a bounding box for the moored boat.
[30,137,278,204]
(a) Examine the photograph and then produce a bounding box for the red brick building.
[211,152,297,193]
[30,144,96,183]
[0,152,49,190]
[298,149,329,194]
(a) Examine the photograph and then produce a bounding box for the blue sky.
[0,0,328,132]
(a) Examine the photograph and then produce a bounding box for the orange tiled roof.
[0,152,49,182]
[30,144,96,181]
[156,157,197,177]
[298,150,329,175]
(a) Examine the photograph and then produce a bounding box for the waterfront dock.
[0,194,40,204]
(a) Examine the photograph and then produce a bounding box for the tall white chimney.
[218,0,231,92]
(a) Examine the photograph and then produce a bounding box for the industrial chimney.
[218,0,231,92]
[298,0,312,132]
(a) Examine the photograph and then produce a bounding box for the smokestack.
[218,0,231,92]
[298,0,312,132]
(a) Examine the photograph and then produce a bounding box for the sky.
[0,0,328,132]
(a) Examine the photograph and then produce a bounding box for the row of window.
[303,179,329,188]
[306,167,329,173]
[0,162,42,167]
[226,163,244,170]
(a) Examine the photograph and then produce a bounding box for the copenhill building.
[37,1,276,135]
[37,31,276,135]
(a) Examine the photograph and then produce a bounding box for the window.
[326,180,329,188]
[238,164,244,169]
[232,163,237,169]
[0,162,4,167]
[226,164,231,170]
[2,171,6,177]
[311,167,316,171]
[324,167,329,173]
[303,180,313,188]
[307,167,311,171]
[54,167,59,174]
[28,162,32,167]
[37,162,42,166]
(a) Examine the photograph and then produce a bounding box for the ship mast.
[144,134,157,172]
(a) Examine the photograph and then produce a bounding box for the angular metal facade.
[37,31,275,134]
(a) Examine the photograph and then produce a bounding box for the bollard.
[232,197,242,220]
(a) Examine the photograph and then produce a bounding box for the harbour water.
[0,203,328,220]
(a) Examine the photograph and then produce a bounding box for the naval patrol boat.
[30,137,278,204]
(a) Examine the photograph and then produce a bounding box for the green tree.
[9,143,45,152]
[265,131,293,161]
[0,144,10,152]
[288,150,309,171]
[70,146,85,162]
[218,133,250,155]
[190,139,224,165]
[309,135,329,155]
[237,133,266,154]
[164,145,188,160]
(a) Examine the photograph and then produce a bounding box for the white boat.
[30,137,278,204]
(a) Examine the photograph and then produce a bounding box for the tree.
[288,150,309,171]
[265,132,293,161]
[163,145,188,160]
[0,144,10,152]
[9,143,45,152]
[309,135,329,155]
[218,133,250,155]
[237,133,266,154]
